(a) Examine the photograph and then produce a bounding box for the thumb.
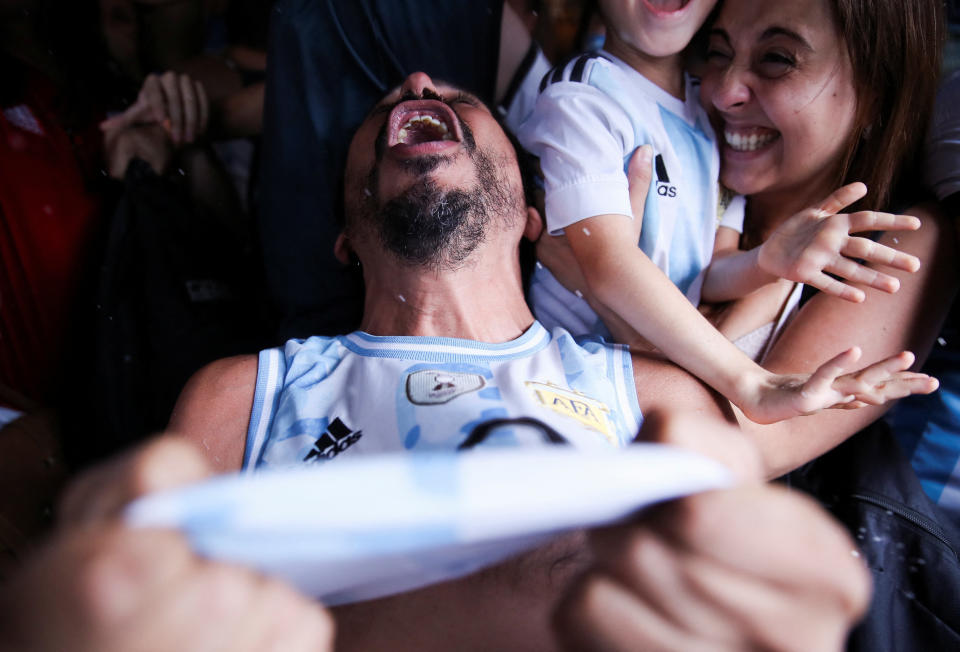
[99,99,154,133]
[627,144,654,221]
[58,437,212,528]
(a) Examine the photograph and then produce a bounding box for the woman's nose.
[710,66,752,111]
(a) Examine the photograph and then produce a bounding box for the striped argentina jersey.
[243,322,643,471]
[518,51,743,326]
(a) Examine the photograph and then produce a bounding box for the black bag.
[784,421,960,650]
[67,159,272,467]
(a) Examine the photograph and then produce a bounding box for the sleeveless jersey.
[243,322,643,471]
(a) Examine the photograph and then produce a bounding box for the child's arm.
[563,213,759,417]
[566,216,931,424]
[701,183,922,303]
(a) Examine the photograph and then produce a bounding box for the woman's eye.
[705,48,732,66]
[756,52,796,77]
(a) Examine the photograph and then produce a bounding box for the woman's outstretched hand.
[757,182,922,303]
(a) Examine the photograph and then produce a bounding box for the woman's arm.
[739,201,958,478]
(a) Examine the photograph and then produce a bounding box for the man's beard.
[362,142,519,270]
[377,177,488,269]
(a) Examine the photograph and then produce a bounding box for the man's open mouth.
[387,100,463,152]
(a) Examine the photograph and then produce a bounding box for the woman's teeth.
[724,130,778,152]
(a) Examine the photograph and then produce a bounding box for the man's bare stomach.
[332,532,591,651]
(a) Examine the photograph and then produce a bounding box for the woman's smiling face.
[700,0,859,205]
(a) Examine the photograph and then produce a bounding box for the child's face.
[600,0,718,58]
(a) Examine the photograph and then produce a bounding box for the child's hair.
[831,0,944,210]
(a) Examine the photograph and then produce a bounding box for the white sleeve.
[718,192,746,233]
[516,82,635,234]
[925,69,960,201]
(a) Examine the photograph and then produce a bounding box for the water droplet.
[938,337,947,347]
[851,549,861,557]
[872,536,883,543]
[177,168,186,176]
[858,526,867,533]
[856,533,865,540]
[398,294,406,303]
[574,289,584,299]
[536,261,543,269]
[364,188,372,197]
[904,591,915,600]
[885,510,894,516]
[893,237,900,244]
[582,227,591,236]
[915,558,926,566]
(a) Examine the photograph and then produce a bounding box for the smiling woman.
[697,0,960,647]
[697,0,954,475]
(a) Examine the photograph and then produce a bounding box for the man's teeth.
[397,115,453,144]
[725,130,777,152]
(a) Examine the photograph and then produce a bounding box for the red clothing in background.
[0,71,104,403]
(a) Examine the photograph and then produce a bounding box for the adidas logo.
[655,154,678,198]
[303,417,362,461]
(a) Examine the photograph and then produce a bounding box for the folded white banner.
[127,444,732,605]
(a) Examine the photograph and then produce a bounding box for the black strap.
[458,417,570,450]
[500,40,540,114]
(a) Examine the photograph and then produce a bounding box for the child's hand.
[757,183,921,303]
[739,348,938,424]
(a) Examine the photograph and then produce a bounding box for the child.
[517,0,919,424]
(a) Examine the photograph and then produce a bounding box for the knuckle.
[72,530,147,625]
[196,563,254,621]
[554,574,607,636]
[264,580,335,644]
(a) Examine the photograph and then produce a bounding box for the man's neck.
[358,253,536,342]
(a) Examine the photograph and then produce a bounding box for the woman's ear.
[523,206,544,242]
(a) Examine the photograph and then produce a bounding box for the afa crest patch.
[406,370,486,405]
[526,381,616,445]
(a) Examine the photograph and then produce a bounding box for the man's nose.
[400,72,436,98]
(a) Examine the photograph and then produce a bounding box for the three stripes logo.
[654,154,677,198]
[303,417,362,462]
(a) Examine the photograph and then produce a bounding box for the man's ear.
[523,206,543,242]
[334,232,353,265]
